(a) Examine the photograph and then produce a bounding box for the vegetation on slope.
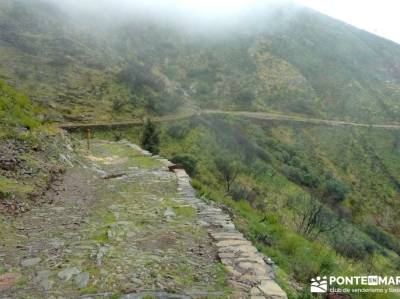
[1,0,400,123]
[1,0,400,297]
[90,116,400,298]
[0,80,41,133]
[0,80,69,215]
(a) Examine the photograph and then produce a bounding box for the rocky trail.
[60,110,400,131]
[204,110,400,130]
[0,140,286,299]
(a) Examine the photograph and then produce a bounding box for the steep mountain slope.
[95,115,400,298]
[1,0,400,123]
[0,1,120,121]
[1,1,400,298]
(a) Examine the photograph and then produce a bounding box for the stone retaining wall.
[122,141,288,299]
[172,168,287,299]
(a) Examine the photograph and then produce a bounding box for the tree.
[321,177,350,202]
[290,195,336,240]
[141,119,159,154]
[171,154,197,176]
[215,156,240,192]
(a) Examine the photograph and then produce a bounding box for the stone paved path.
[172,170,287,299]
[0,140,287,299]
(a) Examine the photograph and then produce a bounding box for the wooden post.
[86,128,91,151]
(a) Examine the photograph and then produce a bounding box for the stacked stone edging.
[171,168,287,299]
[120,141,287,299]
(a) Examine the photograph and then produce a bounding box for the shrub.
[229,183,260,204]
[254,146,272,163]
[170,154,197,176]
[167,123,189,139]
[215,156,240,192]
[141,120,159,154]
[321,177,350,202]
[331,228,377,261]
[282,165,319,188]
[289,194,337,240]
[366,224,400,255]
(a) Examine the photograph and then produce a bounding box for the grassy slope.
[91,117,400,298]
[268,8,400,122]
[1,1,400,122]
[0,0,133,122]
[1,0,400,297]
[170,117,400,298]
[0,80,68,214]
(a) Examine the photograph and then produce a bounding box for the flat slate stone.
[58,267,81,281]
[218,244,258,254]
[258,279,288,299]
[216,239,252,247]
[210,232,245,240]
[20,257,41,267]
[75,272,90,289]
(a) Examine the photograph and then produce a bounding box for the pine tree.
[141,119,159,154]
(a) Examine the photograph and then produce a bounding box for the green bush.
[282,165,319,188]
[167,123,189,139]
[321,177,350,202]
[331,228,377,261]
[248,217,339,282]
[215,155,241,192]
[366,224,400,255]
[141,120,159,154]
[170,154,197,176]
[229,183,260,204]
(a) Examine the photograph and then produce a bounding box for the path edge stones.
[172,168,288,299]
[121,141,288,299]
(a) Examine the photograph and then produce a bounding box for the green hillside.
[1,0,400,122]
[90,115,400,298]
[1,0,400,298]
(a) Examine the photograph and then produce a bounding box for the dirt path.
[59,113,194,130]
[204,110,400,130]
[0,140,229,298]
[59,110,400,131]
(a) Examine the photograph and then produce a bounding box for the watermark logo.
[368,276,378,286]
[311,276,328,293]
[310,275,400,294]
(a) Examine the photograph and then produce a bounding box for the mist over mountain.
[1,0,399,123]
[1,1,400,298]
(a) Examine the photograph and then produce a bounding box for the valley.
[1,0,400,298]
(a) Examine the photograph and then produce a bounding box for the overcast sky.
[163,0,400,43]
[173,0,400,43]
[52,0,400,44]
[296,0,400,44]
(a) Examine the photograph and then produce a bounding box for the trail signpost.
[86,128,91,151]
